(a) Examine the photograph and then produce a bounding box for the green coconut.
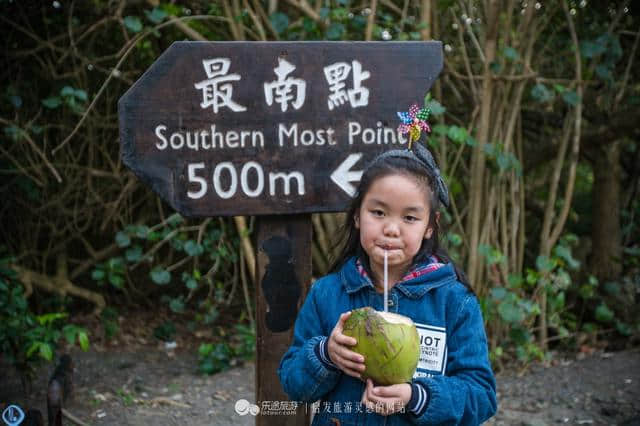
[342,307,420,386]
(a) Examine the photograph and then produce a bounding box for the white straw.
[383,249,388,313]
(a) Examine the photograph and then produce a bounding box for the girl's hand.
[361,379,412,416]
[327,311,366,379]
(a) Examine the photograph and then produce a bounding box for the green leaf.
[269,12,289,35]
[124,16,143,33]
[490,287,507,301]
[78,330,89,350]
[37,312,67,326]
[531,83,554,103]
[9,94,22,108]
[108,274,124,288]
[498,301,524,323]
[125,246,143,263]
[185,278,198,290]
[73,89,88,101]
[115,231,131,248]
[134,225,150,239]
[561,90,580,107]
[615,320,633,336]
[60,86,75,97]
[553,84,566,93]
[4,125,21,141]
[497,152,510,171]
[595,64,612,82]
[319,7,330,19]
[151,268,171,285]
[535,255,555,273]
[447,126,467,144]
[595,303,614,323]
[63,325,78,345]
[554,245,580,269]
[580,40,606,58]
[579,283,595,300]
[425,99,446,116]
[326,22,345,40]
[507,274,523,289]
[39,343,53,361]
[331,7,349,21]
[447,233,462,246]
[432,124,448,136]
[42,97,62,109]
[184,240,204,257]
[167,213,184,227]
[199,343,213,356]
[107,257,125,272]
[169,297,184,313]
[502,46,519,61]
[145,7,167,24]
[603,281,621,296]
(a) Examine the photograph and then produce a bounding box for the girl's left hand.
[361,378,412,416]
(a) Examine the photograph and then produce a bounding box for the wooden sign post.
[119,41,442,425]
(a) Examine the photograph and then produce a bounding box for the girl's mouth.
[379,243,400,251]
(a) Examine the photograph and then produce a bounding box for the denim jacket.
[278,257,497,425]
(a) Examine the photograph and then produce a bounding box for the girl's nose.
[383,221,400,237]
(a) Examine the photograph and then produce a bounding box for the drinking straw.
[383,250,388,313]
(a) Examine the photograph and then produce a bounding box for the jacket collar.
[339,257,458,299]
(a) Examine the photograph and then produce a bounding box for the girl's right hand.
[327,311,366,380]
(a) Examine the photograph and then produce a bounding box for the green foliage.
[90,213,243,333]
[42,85,88,113]
[0,252,89,388]
[153,320,176,342]
[269,12,289,35]
[198,323,255,375]
[482,235,585,364]
[101,307,120,340]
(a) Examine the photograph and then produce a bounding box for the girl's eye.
[371,209,384,217]
[405,216,419,222]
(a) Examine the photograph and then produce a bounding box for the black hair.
[329,149,473,293]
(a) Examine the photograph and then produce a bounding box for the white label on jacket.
[413,323,447,378]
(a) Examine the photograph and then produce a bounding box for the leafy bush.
[0,252,89,392]
[198,323,255,375]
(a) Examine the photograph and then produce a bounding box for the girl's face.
[355,173,433,283]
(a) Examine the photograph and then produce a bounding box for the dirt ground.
[2,344,638,426]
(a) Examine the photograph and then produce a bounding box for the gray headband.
[368,144,450,208]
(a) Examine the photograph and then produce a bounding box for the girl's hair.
[329,149,473,293]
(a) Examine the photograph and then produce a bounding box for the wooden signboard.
[118,41,442,426]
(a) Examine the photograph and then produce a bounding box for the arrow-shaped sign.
[331,153,364,197]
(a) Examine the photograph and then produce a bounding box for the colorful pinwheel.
[397,104,431,150]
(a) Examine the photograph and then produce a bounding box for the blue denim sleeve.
[408,293,497,425]
[277,281,343,402]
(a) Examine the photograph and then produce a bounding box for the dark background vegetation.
[1,0,638,389]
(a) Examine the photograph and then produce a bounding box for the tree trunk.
[589,140,622,282]
[465,0,499,289]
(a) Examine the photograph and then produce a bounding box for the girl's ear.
[424,226,433,240]
[354,214,360,229]
[423,211,439,240]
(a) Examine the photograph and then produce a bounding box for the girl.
[278,142,497,425]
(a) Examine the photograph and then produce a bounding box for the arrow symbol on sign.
[331,153,364,197]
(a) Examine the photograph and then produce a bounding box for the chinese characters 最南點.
[195,57,371,113]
